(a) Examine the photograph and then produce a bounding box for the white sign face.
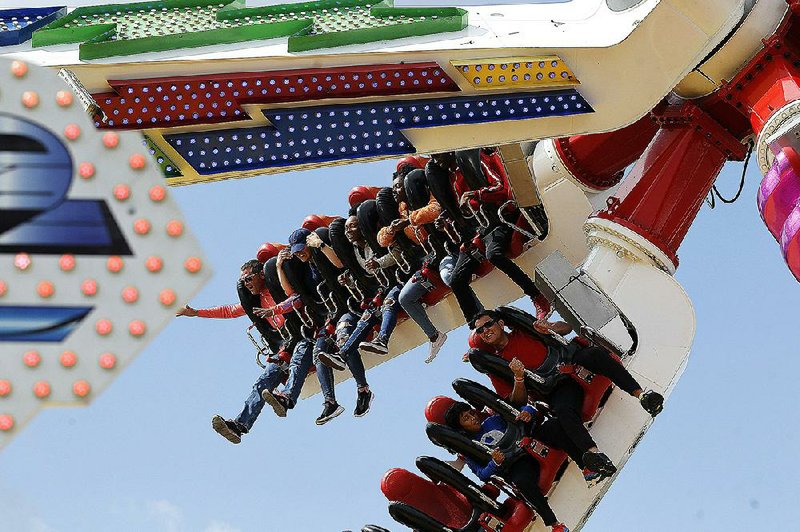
[0,57,211,448]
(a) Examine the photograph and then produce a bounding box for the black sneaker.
[640,390,664,417]
[354,389,374,417]
[318,350,347,371]
[359,337,389,356]
[582,451,617,478]
[316,401,345,425]
[211,415,244,444]
[261,390,290,417]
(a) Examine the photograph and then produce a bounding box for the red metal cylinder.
[554,112,660,191]
[596,100,747,267]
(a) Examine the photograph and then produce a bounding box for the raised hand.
[306,232,324,248]
[509,357,525,378]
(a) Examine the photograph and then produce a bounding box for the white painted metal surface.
[4,0,746,178]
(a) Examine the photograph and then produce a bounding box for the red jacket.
[452,150,513,205]
[197,289,301,330]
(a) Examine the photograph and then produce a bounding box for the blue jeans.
[281,339,314,407]
[334,312,369,389]
[313,336,337,404]
[399,275,438,339]
[438,254,457,286]
[399,254,459,339]
[235,362,287,431]
[340,285,402,352]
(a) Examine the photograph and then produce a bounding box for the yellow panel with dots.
[450,56,579,90]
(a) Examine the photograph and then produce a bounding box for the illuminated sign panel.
[0,57,211,448]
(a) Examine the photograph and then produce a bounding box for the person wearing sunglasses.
[176,254,307,443]
[468,309,664,476]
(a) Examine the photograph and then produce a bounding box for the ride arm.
[276,258,296,298]
[375,250,397,269]
[196,303,246,319]
[464,452,500,482]
[409,195,442,226]
[508,356,529,407]
[538,319,573,336]
[377,226,396,248]
[508,376,528,407]
[320,245,344,269]
[272,294,303,315]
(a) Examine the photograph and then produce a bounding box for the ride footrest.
[534,251,636,356]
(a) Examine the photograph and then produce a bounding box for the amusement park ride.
[2,0,800,530]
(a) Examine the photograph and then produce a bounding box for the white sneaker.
[425,332,447,364]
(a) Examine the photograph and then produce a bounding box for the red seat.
[425,396,456,425]
[381,468,472,529]
[256,242,286,263]
[302,214,337,231]
[468,332,614,423]
[348,186,382,208]
[498,497,535,532]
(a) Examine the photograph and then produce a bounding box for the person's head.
[344,215,363,245]
[391,172,407,203]
[469,310,506,347]
[444,401,482,433]
[288,228,312,262]
[395,156,425,180]
[240,259,264,295]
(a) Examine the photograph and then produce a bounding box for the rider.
[176,256,306,442]
[254,245,331,419]
[427,149,550,321]
[443,368,570,532]
[291,226,376,419]
[341,213,402,357]
[468,309,664,474]
[378,161,450,363]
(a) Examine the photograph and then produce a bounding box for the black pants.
[505,454,558,526]
[535,417,586,469]
[547,346,642,452]
[449,223,541,321]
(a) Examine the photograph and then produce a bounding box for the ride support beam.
[594,99,747,270]
[552,111,662,192]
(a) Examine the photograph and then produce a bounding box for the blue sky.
[1,147,798,532]
[3,1,800,531]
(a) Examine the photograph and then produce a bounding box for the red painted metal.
[553,110,661,191]
[381,468,473,528]
[92,63,459,130]
[710,4,800,135]
[596,99,747,267]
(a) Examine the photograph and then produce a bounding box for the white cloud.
[147,499,184,532]
[205,521,242,532]
[28,517,56,532]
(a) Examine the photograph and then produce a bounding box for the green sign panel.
[32,0,468,59]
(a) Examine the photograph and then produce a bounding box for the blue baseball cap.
[288,228,311,254]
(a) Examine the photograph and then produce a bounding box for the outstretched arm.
[177,303,246,319]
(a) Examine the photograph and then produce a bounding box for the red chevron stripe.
[92,63,459,130]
